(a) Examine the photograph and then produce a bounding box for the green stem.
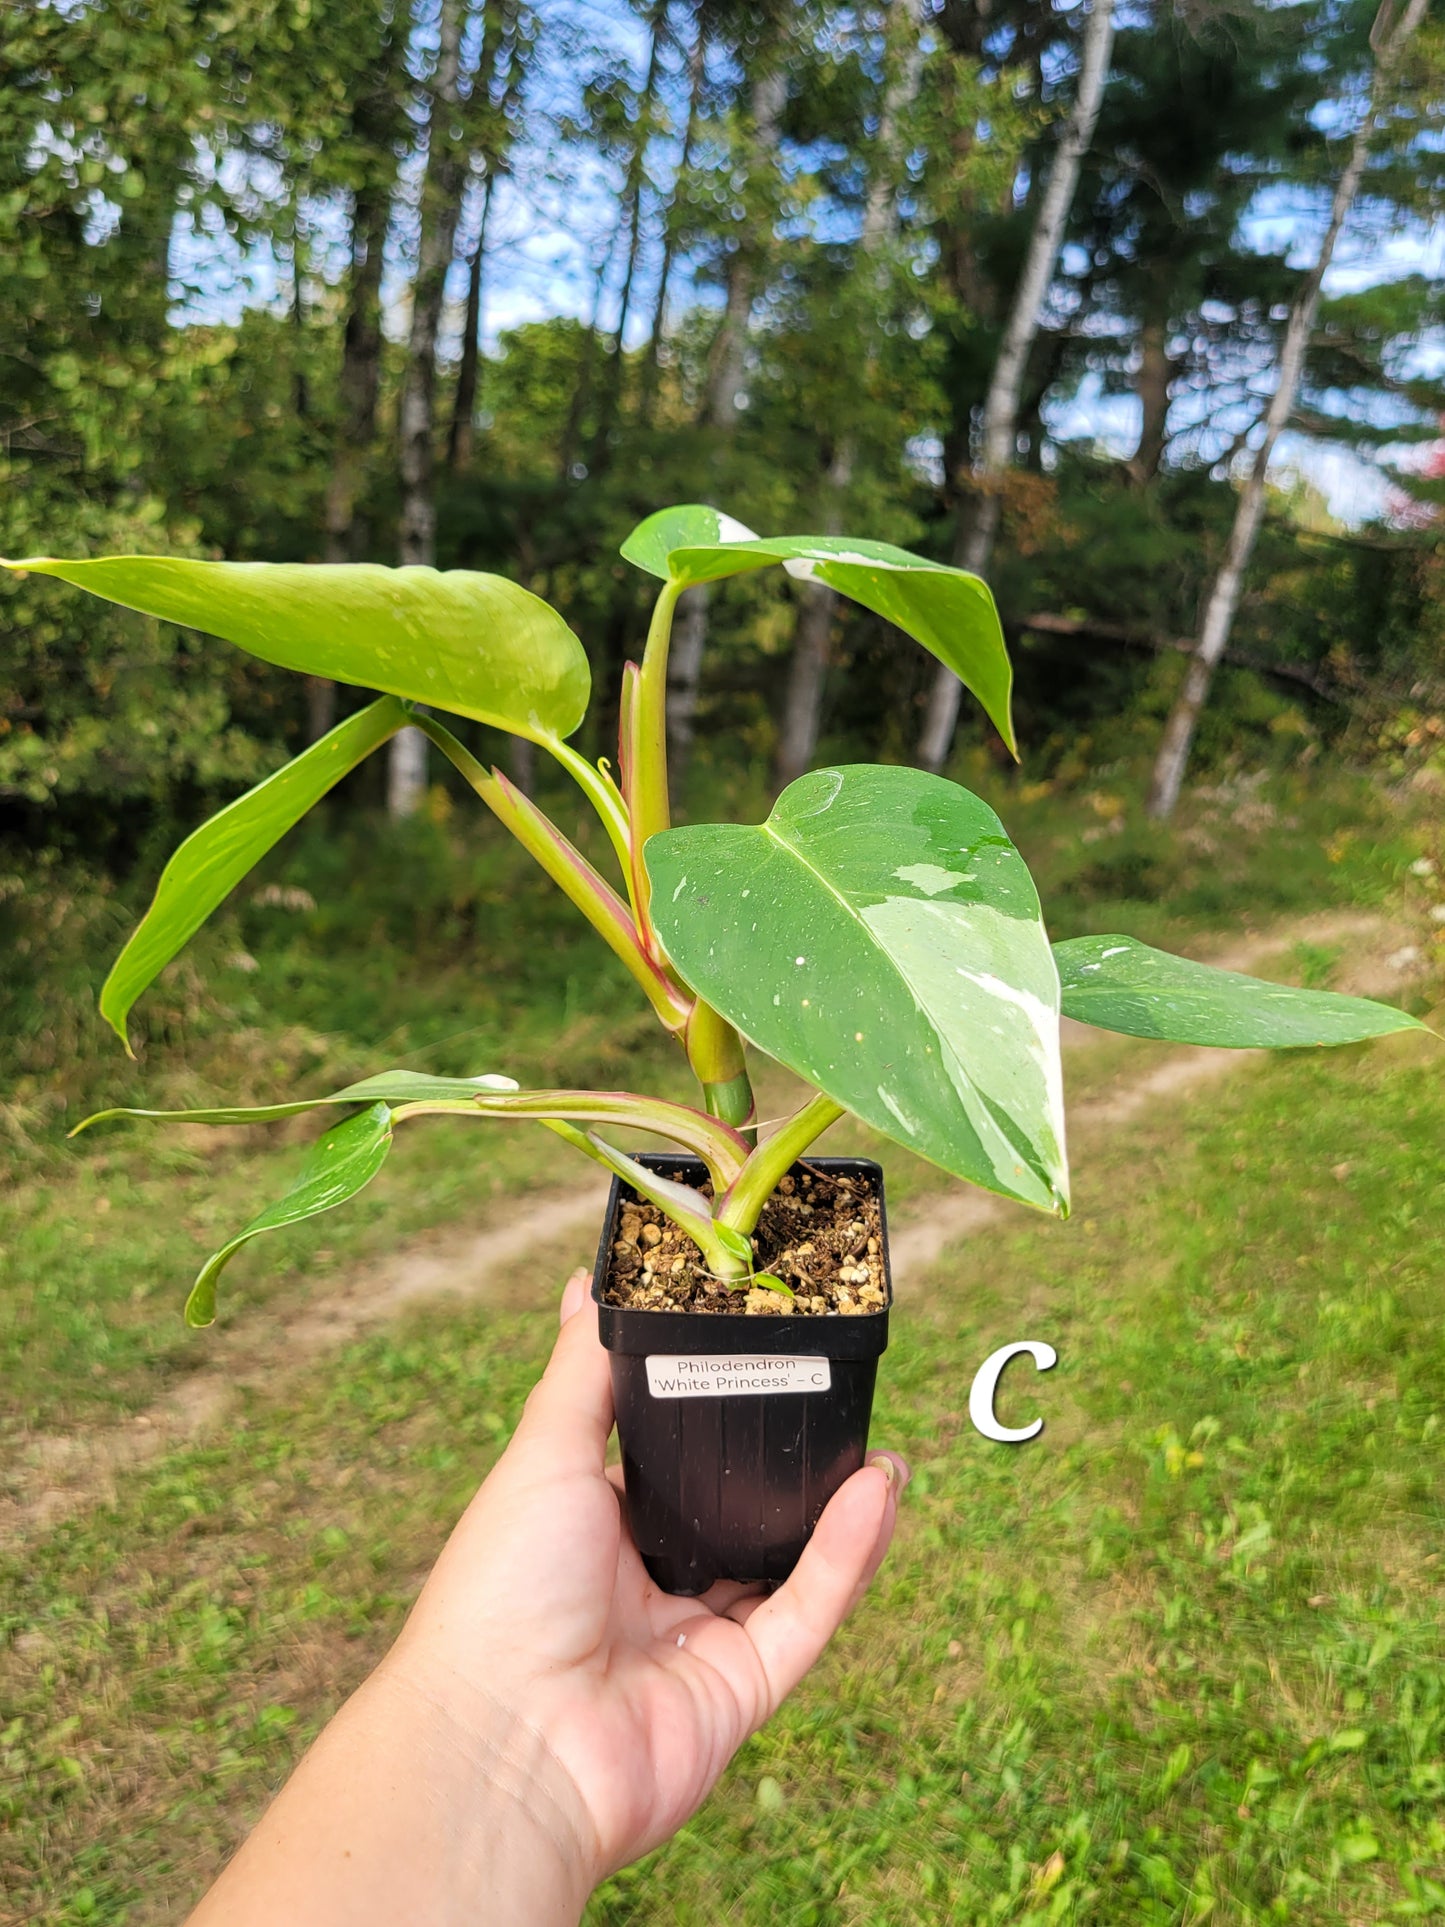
[415,713,690,1034]
[540,733,636,902]
[626,590,759,1123]
[630,578,682,875]
[716,1092,847,1237]
[685,1001,755,1137]
[387,1088,749,1193]
[541,1122,752,1278]
[617,660,652,950]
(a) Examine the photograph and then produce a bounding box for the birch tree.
[1146,0,1431,820]
[638,2,707,427]
[589,0,670,468]
[390,0,466,819]
[916,0,1116,774]
[773,0,928,792]
[666,57,788,772]
[448,1,529,472]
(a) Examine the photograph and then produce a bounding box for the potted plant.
[7,506,1429,1593]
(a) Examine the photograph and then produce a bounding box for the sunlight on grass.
[2,1038,1441,1923]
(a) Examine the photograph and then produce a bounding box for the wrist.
[366,1653,600,1921]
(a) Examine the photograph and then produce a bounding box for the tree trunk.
[702,67,786,428]
[1146,0,1428,821]
[773,0,925,792]
[391,0,465,820]
[640,7,706,425]
[311,178,392,741]
[448,2,522,471]
[665,61,787,769]
[918,0,1117,774]
[1127,316,1172,485]
[774,441,852,792]
[507,734,535,798]
[591,0,667,464]
[665,587,711,779]
[558,254,612,484]
[290,224,310,422]
[447,170,494,472]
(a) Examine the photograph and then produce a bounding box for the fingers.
[510,1273,615,1476]
[730,1452,906,1716]
[697,1576,769,1616]
[866,1449,911,1488]
[559,1266,589,1326]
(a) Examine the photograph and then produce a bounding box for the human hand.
[382,1266,907,1898]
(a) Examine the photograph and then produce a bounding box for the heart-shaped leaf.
[1055,935,1430,1048]
[4,555,589,740]
[185,1103,394,1327]
[646,765,1067,1212]
[100,696,409,1052]
[621,505,1014,754]
[76,1069,522,1134]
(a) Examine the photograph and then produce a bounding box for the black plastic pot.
[592,1154,891,1595]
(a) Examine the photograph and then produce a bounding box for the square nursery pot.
[592,1153,891,1596]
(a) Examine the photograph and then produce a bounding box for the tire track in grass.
[2,1181,611,1537]
[0,911,1420,1542]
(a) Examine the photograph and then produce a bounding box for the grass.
[2,755,1443,1922]
[2,1031,1442,1924]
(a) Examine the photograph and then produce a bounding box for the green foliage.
[622,507,1016,753]
[0,484,281,831]
[184,1101,395,1327]
[648,765,1067,1213]
[97,697,408,1050]
[7,557,591,740]
[18,507,1428,1302]
[1055,934,1431,1047]
[2,971,1442,1919]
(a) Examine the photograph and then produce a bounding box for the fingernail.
[871,1451,907,1490]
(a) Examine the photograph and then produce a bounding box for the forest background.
[6,6,1445,1920]
[6,0,1445,1316]
[7,0,1445,1122]
[7,0,1445,848]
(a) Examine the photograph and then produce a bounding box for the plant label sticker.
[644,1355,832,1399]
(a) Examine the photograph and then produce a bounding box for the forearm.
[189,1662,595,1927]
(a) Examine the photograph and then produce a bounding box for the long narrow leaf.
[75,1069,521,1134]
[4,556,590,740]
[101,696,409,1052]
[184,1104,394,1327]
[75,1071,749,1190]
[1054,935,1429,1047]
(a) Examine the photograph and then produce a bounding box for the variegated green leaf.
[621,505,1015,753]
[646,765,1067,1213]
[1055,935,1429,1048]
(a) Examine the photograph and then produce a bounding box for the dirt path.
[1,910,1424,1541]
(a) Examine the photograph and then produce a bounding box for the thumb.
[508,1270,614,1476]
[727,1452,905,1714]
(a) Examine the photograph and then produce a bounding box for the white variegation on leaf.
[646,765,1068,1214]
[1055,935,1430,1048]
[619,505,1016,754]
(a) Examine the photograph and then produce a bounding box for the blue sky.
[164,0,1444,525]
